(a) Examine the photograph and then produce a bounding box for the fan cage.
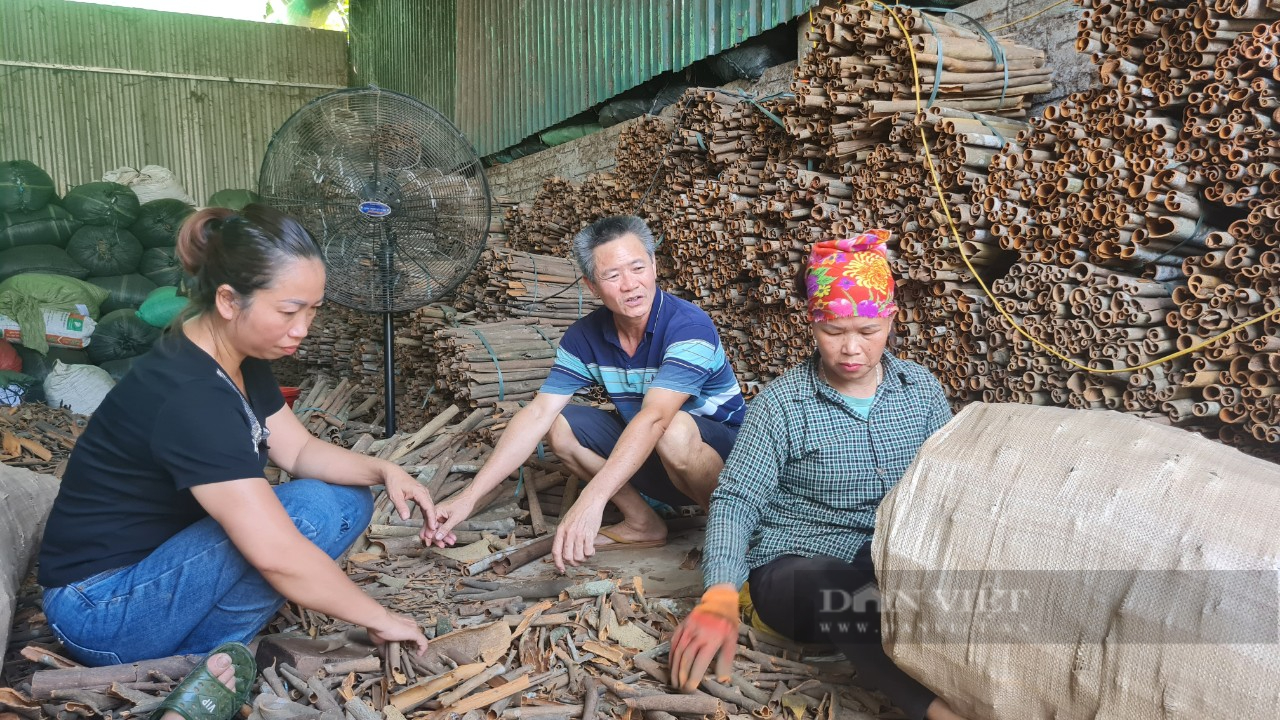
[258,86,490,313]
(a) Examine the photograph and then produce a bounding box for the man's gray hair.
[571,215,656,281]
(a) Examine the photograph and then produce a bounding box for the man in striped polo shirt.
[431,215,745,572]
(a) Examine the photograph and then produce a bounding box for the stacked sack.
[0,160,195,412]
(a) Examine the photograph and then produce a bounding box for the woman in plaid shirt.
[669,230,966,720]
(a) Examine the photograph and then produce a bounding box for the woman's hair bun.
[176,207,235,274]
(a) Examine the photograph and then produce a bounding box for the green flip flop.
[150,642,256,720]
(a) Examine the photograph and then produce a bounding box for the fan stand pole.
[383,312,396,436]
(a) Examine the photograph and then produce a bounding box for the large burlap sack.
[103,165,196,205]
[0,245,89,283]
[0,161,56,213]
[0,466,60,651]
[86,308,160,364]
[131,198,195,248]
[67,226,144,276]
[44,359,114,414]
[874,403,1280,720]
[0,205,81,250]
[63,182,140,227]
[88,273,158,313]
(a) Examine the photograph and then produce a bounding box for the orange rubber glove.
[669,585,739,692]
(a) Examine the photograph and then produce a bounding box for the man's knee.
[545,414,581,457]
[654,412,703,475]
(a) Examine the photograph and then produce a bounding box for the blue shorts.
[559,404,740,507]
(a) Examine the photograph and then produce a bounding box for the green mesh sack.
[63,182,140,227]
[67,226,144,276]
[136,285,189,328]
[86,308,161,364]
[97,357,139,383]
[0,205,81,250]
[0,246,89,282]
[207,189,261,210]
[131,198,195,249]
[88,274,158,313]
[539,123,603,146]
[138,246,184,286]
[0,369,41,405]
[0,370,38,391]
[0,273,107,354]
[13,345,91,382]
[0,161,56,213]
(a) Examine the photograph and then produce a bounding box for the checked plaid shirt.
[703,351,953,589]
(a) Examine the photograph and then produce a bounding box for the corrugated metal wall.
[455,0,816,155]
[0,0,348,204]
[348,0,457,120]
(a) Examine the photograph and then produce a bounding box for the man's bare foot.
[594,516,667,547]
[159,652,236,720]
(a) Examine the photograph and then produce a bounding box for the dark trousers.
[747,541,936,720]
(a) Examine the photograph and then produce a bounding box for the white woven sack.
[43,359,115,415]
[874,402,1280,720]
[102,164,195,205]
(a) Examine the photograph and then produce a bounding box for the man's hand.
[551,492,609,573]
[670,584,739,692]
[381,464,437,535]
[425,492,475,548]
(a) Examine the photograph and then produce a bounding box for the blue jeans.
[42,479,373,666]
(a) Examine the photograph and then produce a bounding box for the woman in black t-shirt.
[39,205,449,666]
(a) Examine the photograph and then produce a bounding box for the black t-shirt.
[38,330,284,588]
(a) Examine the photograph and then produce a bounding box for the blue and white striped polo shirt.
[541,290,746,426]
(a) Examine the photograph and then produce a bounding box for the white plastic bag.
[43,359,115,415]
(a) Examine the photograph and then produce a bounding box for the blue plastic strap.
[531,324,556,351]
[469,328,504,401]
[924,8,1011,110]
[917,16,946,110]
[976,115,1006,144]
[733,90,789,130]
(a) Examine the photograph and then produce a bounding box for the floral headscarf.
[805,229,897,323]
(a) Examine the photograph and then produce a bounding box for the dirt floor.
[2,520,907,720]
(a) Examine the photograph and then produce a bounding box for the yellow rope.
[989,0,1076,33]
[870,2,1280,375]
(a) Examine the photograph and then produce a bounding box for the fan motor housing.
[358,179,402,217]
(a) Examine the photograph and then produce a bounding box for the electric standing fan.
[259,86,490,435]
